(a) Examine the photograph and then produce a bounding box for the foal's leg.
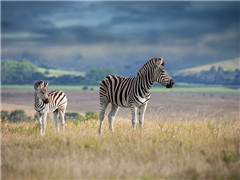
[53,110,60,133]
[36,112,43,136]
[59,110,65,134]
[42,113,47,136]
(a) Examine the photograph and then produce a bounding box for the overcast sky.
[1,1,240,73]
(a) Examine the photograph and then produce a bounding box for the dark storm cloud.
[2,1,239,44]
[1,1,240,72]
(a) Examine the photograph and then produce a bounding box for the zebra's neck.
[136,69,154,95]
[34,92,45,111]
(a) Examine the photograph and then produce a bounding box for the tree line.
[2,59,239,85]
[1,59,116,85]
[174,66,240,85]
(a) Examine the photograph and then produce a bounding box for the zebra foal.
[34,80,67,136]
[98,57,174,134]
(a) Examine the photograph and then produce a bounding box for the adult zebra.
[98,57,174,134]
[34,80,67,136]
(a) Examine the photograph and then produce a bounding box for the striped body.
[100,75,152,108]
[98,58,174,134]
[34,80,67,136]
[34,90,67,113]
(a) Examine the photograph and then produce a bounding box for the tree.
[1,59,39,84]
[85,67,116,85]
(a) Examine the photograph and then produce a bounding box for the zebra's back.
[48,90,67,112]
[100,75,139,107]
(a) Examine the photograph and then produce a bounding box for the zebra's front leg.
[53,111,60,133]
[36,112,43,136]
[98,101,109,134]
[42,113,48,136]
[138,103,148,128]
[131,106,138,130]
[108,104,119,132]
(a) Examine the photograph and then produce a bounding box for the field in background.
[2,83,240,94]
[1,86,240,179]
[174,57,239,76]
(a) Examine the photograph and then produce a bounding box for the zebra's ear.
[34,80,44,90]
[44,82,49,88]
[155,58,164,66]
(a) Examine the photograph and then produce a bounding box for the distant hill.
[174,57,239,76]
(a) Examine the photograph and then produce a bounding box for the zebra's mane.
[137,58,164,76]
[34,80,48,90]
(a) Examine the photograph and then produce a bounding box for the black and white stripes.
[98,58,174,134]
[34,80,67,136]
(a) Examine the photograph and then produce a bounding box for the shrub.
[0,111,9,122]
[9,110,33,122]
[65,112,85,126]
[1,110,34,123]
[82,86,88,90]
[65,112,85,121]
[85,111,99,120]
[65,111,99,125]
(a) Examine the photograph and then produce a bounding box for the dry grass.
[2,90,240,179]
[2,115,240,180]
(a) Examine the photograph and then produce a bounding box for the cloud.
[1,1,240,73]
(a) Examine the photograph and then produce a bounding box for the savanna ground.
[1,85,240,179]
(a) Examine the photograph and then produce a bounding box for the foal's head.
[34,80,49,103]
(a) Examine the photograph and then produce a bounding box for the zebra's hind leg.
[108,104,119,132]
[59,110,65,134]
[138,103,148,128]
[131,106,138,130]
[53,110,60,133]
[98,101,110,134]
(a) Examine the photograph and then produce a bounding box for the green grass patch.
[1,85,34,90]
[1,85,99,91]
[2,83,239,95]
[37,67,85,77]
[151,86,239,95]
[151,82,240,95]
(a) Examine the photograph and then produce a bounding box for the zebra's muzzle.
[166,79,174,88]
[43,99,49,104]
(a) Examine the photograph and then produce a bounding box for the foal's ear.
[44,82,49,88]
[155,57,164,66]
[34,80,45,90]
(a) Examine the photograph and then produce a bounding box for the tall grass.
[2,115,240,179]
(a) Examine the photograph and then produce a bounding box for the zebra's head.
[152,58,174,88]
[34,80,49,104]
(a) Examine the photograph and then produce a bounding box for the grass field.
[1,85,240,179]
[2,117,240,179]
[2,83,240,94]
